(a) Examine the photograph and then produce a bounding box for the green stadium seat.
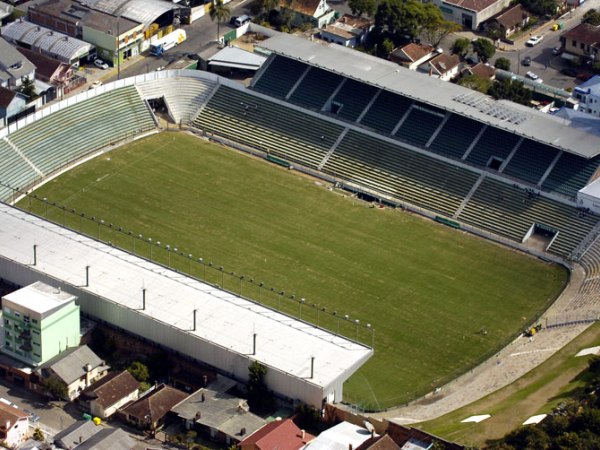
[252,56,308,99]
[503,139,559,185]
[465,127,520,168]
[394,104,445,148]
[359,90,413,135]
[542,153,600,198]
[429,114,484,159]
[328,79,378,122]
[288,67,344,111]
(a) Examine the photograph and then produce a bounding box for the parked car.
[229,16,238,25]
[526,35,544,47]
[552,45,562,55]
[94,59,109,70]
[522,56,532,66]
[561,68,577,77]
[23,409,40,423]
[89,80,103,89]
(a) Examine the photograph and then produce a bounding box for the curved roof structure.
[1,20,92,63]
[78,0,177,28]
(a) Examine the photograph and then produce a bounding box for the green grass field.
[18,132,568,410]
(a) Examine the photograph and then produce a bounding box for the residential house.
[278,0,336,28]
[572,75,600,116]
[390,43,437,71]
[79,370,140,419]
[356,434,401,450]
[0,86,27,127]
[53,420,100,449]
[561,22,600,61]
[2,281,80,367]
[418,53,461,81]
[36,345,109,401]
[0,37,35,89]
[431,0,511,30]
[484,4,529,39]
[239,418,314,450]
[0,401,30,448]
[463,62,496,79]
[16,47,74,86]
[171,375,266,446]
[299,421,371,450]
[320,14,373,47]
[119,384,188,434]
[70,427,135,450]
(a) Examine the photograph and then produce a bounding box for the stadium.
[0,30,599,413]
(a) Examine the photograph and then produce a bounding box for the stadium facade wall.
[0,254,353,408]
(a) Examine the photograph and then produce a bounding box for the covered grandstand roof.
[77,0,177,28]
[258,33,600,159]
[1,19,93,63]
[0,203,372,400]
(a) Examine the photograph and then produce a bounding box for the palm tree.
[209,0,231,43]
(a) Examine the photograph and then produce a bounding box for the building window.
[33,353,40,357]
[14,312,20,318]
[32,319,38,324]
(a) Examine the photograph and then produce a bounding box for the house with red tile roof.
[79,370,140,419]
[278,0,336,28]
[390,43,437,71]
[238,418,313,450]
[0,401,30,448]
[119,384,188,434]
[320,15,373,48]
[418,53,461,81]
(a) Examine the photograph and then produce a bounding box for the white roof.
[258,33,600,159]
[3,281,76,317]
[0,204,372,389]
[302,421,372,450]
[1,20,93,63]
[208,46,267,71]
[78,0,176,28]
[579,176,600,197]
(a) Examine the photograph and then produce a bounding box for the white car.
[526,35,543,47]
[94,59,109,70]
[88,80,103,89]
[526,71,543,83]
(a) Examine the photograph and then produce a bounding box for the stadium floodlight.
[98,219,104,239]
[148,238,153,259]
[166,245,171,266]
[355,319,360,340]
[299,297,305,318]
[367,323,374,349]
[188,254,193,273]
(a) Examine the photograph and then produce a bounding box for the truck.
[149,29,187,56]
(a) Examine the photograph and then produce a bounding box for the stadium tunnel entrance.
[523,222,559,252]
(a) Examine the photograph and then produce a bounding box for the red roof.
[239,418,313,450]
[562,23,600,46]
[442,0,501,13]
[392,43,435,63]
[0,86,17,109]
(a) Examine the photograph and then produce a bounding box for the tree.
[375,0,440,41]
[423,18,461,47]
[43,377,67,400]
[32,428,45,442]
[20,76,36,99]
[348,0,376,17]
[457,75,493,93]
[521,0,558,16]
[472,38,495,63]
[127,361,150,382]
[209,0,231,42]
[486,21,503,41]
[494,57,511,71]
[583,9,600,26]
[262,0,279,13]
[452,38,470,57]
[186,430,198,450]
[488,79,532,106]
[247,361,273,412]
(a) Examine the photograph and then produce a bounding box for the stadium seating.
[465,127,521,168]
[502,139,559,185]
[458,177,598,257]
[8,86,155,176]
[394,104,446,148]
[252,55,308,99]
[322,130,479,216]
[428,114,484,159]
[542,153,600,198]
[0,138,39,201]
[288,67,344,111]
[136,76,217,124]
[193,85,345,169]
[359,90,413,135]
[328,79,379,122]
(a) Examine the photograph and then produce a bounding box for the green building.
[2,282,80,366]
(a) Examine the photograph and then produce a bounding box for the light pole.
[188,254,193,274]
[98,219,104,239]
[148,238,152,259]
[239,275,244,295]
[259,282,264,303]
[367,323,374,349]
[354,319,360,340]
[199,258,205,279]
[299,297,305,319]
[166,245,171,266]
[219,266,224,287]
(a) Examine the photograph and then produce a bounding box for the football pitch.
[18,132,568,410]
